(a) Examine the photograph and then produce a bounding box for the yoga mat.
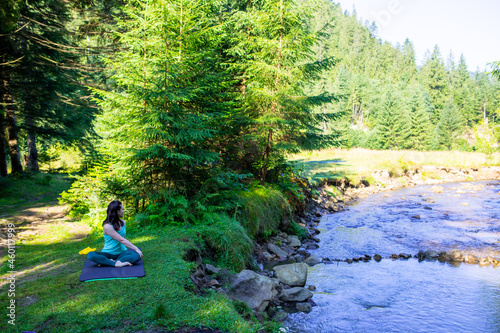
[79,258,145,282]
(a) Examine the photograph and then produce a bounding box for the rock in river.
[273,263,308,287]
[279,287,313,302]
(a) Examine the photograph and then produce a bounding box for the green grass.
[0,173,269,333]
[238,185,292,240]
[0,225,257,333]
[292,148,500,184]
[0,172,73,216]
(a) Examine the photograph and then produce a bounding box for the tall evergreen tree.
[376,89,411,149]
[419,45,449,122]
[406,85,432,150]
[1,0,95,173]
[399,39,418,84]
[94,0,230,197]
[435,97,464,150]
[229,0,338,183]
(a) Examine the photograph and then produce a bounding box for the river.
[285,180,500,333]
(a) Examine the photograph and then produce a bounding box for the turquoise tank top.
[102,224,127,254]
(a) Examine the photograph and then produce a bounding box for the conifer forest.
[1,0,500,220]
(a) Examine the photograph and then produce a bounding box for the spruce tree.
[229,0,338,183]
[1,0,95,173]
[376,89,411,149]
[419,45,449,122]
[406,85,432,150]
[94,0,229,196]
[435,97,464,150]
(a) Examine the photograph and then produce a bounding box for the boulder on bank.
[273,263,308,287]
[288,235,302,248]
[228,270,277,312]
[279,287,313,302]
[267,243,288,259]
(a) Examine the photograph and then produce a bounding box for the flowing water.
[285,181,500,333]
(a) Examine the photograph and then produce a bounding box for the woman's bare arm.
[103,224,143,258]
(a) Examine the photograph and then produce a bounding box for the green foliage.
[474,121,498,159]
[376,89,411,149]
[435,98,465,150]
[380,156,418,178]
[59,162,130,230]
[228,0,341,183]
[286,221,308,240]
[232,299,253,319]
[273,163,307,215]
[200,215,254,271]
[363,174,377,186]
[490,61,500,81]
[239,185,293,240]
[421,171,442,181]
[93,0,231,198]
[133,172,251,227]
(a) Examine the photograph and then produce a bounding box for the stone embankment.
[189,165,500,324]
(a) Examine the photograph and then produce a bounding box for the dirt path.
[0,201,91,288]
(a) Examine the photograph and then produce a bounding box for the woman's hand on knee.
[135,248,143,258]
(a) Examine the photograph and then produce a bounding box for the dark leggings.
[87,249,141,267]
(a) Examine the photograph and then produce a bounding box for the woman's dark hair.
[103,200,124,230]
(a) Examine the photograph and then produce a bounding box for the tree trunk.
[0,109,7,177]
[2,70,23,174]
[26,129,39,172]
[23,77,39,172]
[260,128,273,185]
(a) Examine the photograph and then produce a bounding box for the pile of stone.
[415,249,500,266]
[334,249,500,267]
[227,263,314,322]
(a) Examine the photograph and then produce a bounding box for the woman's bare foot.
[115,260,132,267]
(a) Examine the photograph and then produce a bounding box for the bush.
[59,162,132,231]
[286,221,308,240]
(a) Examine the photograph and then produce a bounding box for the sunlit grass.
[291,148,500,184]
[0,226,253,333]
[0,172,256,333]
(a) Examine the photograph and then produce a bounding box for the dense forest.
[1,0,499,224]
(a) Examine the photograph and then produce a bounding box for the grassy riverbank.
[0,173,269,333]
[293,148,500,185]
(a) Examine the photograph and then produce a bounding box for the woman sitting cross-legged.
[87,200,143,268]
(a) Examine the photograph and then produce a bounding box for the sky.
[335,0,500,71]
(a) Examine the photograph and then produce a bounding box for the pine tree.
[406,85,432,150]
[1,0,95,173]
[399,39,418,84]
[435,97,464,150]
[419,45,449,122]
[376,89,411,149]
[229,0,338,183]
[94,0,230,196]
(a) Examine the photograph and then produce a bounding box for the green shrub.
[238,185,292,240]
[200,215,253,271]
[421,171,442,181]
[380,157,419,178]
[35,174,53,186]
[286,221,308,240]
[363,174,377,186]
[59,162,131,231]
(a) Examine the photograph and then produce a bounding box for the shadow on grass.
[0,173,73,218]
[295,160,355,185]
